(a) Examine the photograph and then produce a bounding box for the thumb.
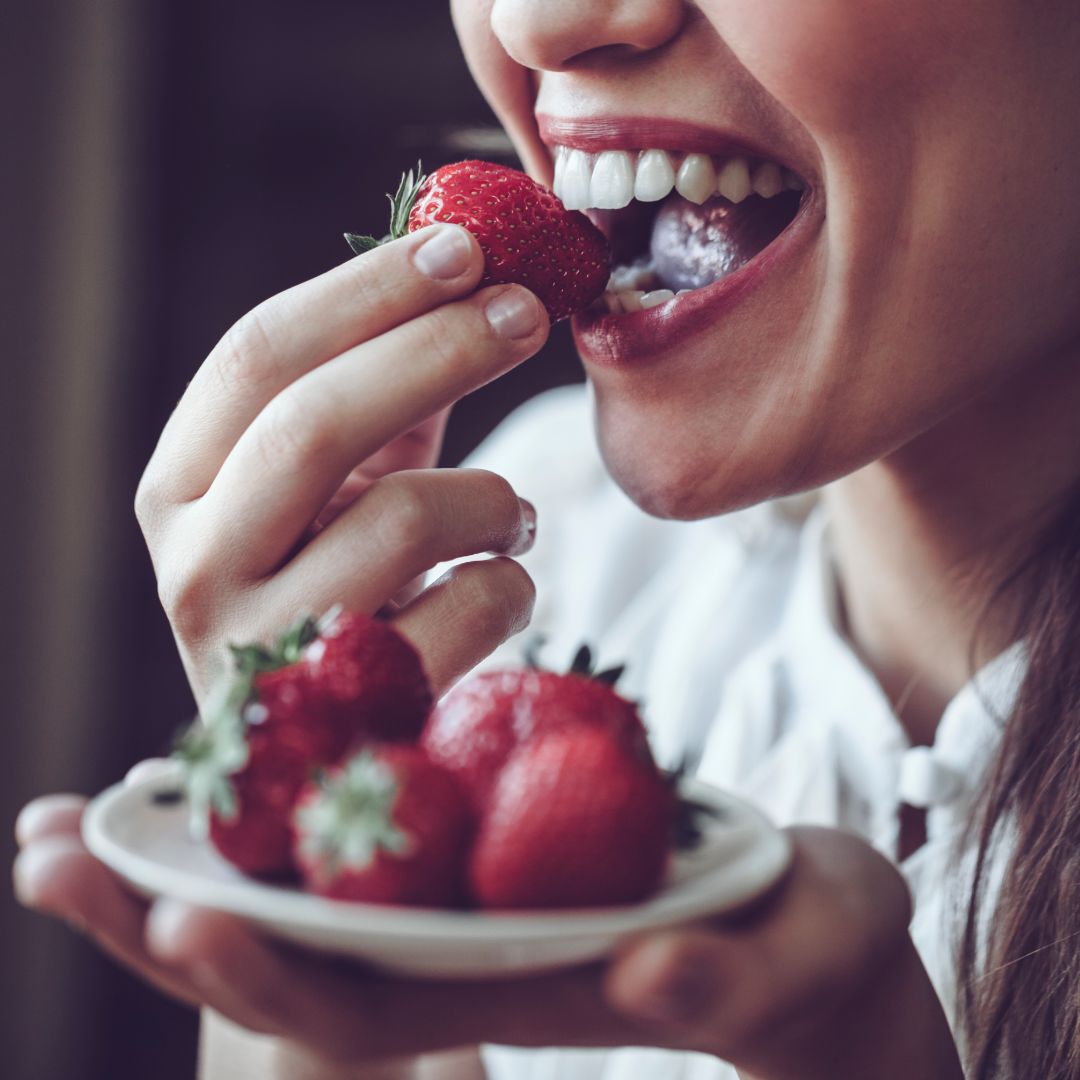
[603,928,753,1037]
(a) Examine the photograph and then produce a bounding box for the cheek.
[450,0,549,176]
[701,0,956,134]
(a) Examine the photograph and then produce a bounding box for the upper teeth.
[552,146,804,212]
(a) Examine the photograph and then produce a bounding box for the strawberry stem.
[386,162,427,240]
[664,760,726,851]
[294,750,412,875]
[172,610,333,840]
[343,162,428,257]
[570,644,594,676]
[344,233,382,255]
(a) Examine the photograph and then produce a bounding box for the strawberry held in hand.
[469,724,675,909]
[175,610,432,877]
[305,610,434,743]
[293,745,472,907]
[422,645,653,819]
[346,162,610,322]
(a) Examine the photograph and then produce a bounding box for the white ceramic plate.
[83,762,791,979]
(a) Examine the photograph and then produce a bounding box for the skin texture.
[16,0,1080,1076]
[15,800,960,1080]
[454,0,1080,739]
[461,0,1080,520]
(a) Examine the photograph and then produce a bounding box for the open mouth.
[549,145,808,315]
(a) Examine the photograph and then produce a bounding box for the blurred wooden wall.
[1,3,581,1077]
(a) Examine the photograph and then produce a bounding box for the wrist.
[198,1010,421,1080]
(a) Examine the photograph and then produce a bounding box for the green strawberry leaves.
[173,609,340,840]
[344,234,383,256]
[344,162,428,257]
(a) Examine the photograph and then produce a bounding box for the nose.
[490,0,686,72]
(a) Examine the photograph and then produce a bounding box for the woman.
[14,1,1080,1077]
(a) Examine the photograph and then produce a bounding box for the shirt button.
[897,746,965,808]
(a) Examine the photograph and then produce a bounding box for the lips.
[535,115,823,366]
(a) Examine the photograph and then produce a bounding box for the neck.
[825,349,1080,746]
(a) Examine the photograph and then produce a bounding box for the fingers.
[15,794,87,846]
[191,284,547,576]
[603,926,754,1047]
[145,902,303,1037]
[142,225,485,506]
[157,465,536,671]
[14,835,203,1008]
[144,899,412,1057]
[392,556,537,695]
[147,903,632,1063]
[264,469,534,621]
[603,828,914,1059]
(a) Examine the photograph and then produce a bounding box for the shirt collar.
[776,505,1025,831]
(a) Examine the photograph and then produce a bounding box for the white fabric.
[454,385,1021,1080]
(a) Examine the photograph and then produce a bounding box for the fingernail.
[506,498,538,557]
[413,225,473,280]
[15,794,85,847]
[12,851,40,906]
[485,289,542,339]
[146,897,196,958]
[12,836,83,908]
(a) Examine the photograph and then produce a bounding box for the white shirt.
[459,385,1023,1080]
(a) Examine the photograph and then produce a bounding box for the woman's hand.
[14,226,963,1077]
[14,797,963,1080]
[135,221,549,701]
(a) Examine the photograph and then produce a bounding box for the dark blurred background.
[2,3,581,1077]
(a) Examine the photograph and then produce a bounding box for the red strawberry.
[346,162,610,322]
[422,646,652,819]
[293,745,472,907]
[206,733,311,876]
[304,610,433,743]
[468,725,675,909]
[175,610,432,877]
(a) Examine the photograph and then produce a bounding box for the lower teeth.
[607,259,659,292]
[600,280,695,315]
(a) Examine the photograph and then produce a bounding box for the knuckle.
[455,556,535,641]
[134,467,166,534]
[416,308,472,377]
[465,468,526,550]
[465,468,521,521]
[251,391,339,476]
[343,246,401,307]
[369,477,438,553]
[415,304,496,386]
[213,305,280,399]
[157,553,216,644]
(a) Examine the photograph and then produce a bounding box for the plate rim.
[83,771,792,945]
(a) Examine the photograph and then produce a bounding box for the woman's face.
[451,0,1080,519]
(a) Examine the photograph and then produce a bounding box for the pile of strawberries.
[174,611,677,910]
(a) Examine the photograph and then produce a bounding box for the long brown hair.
[959,483,1080,1077]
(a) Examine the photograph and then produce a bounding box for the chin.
[595,416,781,521]
[590,379,848,521]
